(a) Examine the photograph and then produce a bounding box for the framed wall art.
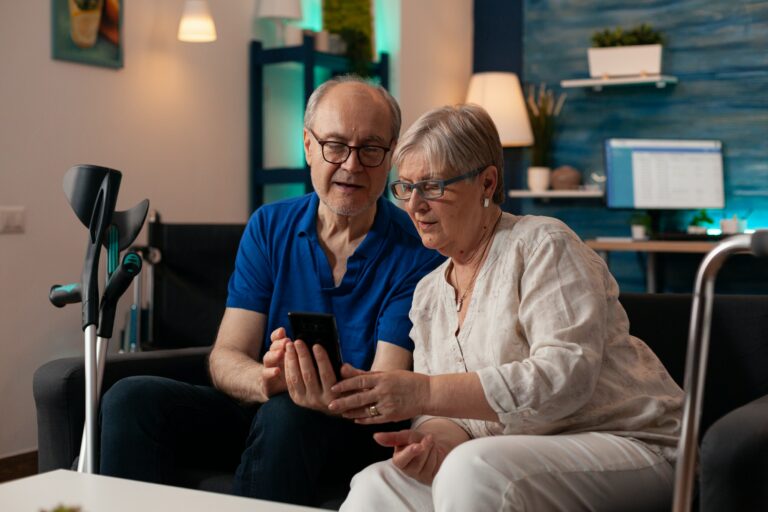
[51,0,123,69]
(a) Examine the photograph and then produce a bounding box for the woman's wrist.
[419,373,434,416]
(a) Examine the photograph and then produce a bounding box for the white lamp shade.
[178,0,217,43]
[466,72,534,147]
[258,0,302,20]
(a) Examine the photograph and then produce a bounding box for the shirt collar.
[297,193,320,239]
[296,193,390,259]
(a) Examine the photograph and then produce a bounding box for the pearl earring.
[483,197,490,208]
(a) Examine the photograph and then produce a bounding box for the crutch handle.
[102,252,142,305]
[751,229,768,257]
[49,283,82,308]
[97,252,142,338]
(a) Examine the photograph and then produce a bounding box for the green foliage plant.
[690,209,714,227]
[591,23,665,48]
[525,84,567,168]
[40,505,82,512]
[323,0,374,77]
[630,212,652,230]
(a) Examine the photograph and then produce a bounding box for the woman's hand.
[374,429,447,485]
[328,367,431,424]
[283,339,339,413]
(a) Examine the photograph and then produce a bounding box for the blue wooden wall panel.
[522,0,768,291]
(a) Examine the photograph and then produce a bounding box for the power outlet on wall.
[0,206,26,234]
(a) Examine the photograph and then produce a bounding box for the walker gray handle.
[751,229,768,257]
[673,232,758,512]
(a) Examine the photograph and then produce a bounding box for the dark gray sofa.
[33,293,768,510]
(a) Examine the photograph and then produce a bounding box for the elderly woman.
[328,104,684,511]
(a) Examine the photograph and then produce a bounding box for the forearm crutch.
[49,165,148,474]
[672,230,768,512]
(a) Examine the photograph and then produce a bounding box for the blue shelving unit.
[249,35,390,210]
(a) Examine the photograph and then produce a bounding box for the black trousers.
[99,376,398,507]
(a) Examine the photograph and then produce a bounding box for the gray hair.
[304,75,401,142]
[392,104,505,204]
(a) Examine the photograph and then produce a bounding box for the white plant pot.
[527,166,551,192]
[631,225,648,240]
[588,44,662,78]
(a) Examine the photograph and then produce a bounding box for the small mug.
[720,218,741,234]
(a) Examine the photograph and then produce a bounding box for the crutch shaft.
[77,335,109,472]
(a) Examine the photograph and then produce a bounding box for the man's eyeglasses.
[310,130,392,168]
[390,166,486,201]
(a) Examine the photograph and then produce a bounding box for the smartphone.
[287,311,343,380]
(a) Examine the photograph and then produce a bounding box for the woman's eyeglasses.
[390,166,486,200]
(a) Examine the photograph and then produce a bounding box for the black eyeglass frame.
[390,166,488,201]
[309,130,393,168]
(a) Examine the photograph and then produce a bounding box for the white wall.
[399,0,474,130]
[0,0,472,459]
[0,0,254,459]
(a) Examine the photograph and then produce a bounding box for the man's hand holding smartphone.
[275,312,346,413]
[283,338,342,413]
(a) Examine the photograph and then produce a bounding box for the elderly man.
[99,76,443,507]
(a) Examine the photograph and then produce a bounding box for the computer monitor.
[604,138,725,209]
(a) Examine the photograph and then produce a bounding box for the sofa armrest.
[699,393,768,512]
[33,346,212,472]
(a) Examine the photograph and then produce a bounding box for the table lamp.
[466,72,533,147]
[466,72,535,200]
[178,0,217,43]
[257,0,303,46]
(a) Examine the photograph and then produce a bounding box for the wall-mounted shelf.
[560,75,678,91]
[508,189,604,199]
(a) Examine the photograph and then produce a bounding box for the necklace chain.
[453,212,502,312]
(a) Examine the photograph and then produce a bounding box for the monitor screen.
[604,138,725,209]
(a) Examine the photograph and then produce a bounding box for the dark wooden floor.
[0,451,37,483]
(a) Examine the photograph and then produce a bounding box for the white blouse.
[410,213,684,461]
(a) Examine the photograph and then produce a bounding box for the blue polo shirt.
[226,193,444,370]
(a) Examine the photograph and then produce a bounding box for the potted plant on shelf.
[524,83,566,192]
[630,212,652,240]
[687,209,713,234]
[588,23,665,78]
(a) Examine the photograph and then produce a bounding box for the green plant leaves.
[591,23,665,47]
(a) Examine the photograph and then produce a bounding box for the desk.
[0,470,322,511]
[586,239,717,293]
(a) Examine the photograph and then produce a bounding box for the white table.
[0,470,323,511]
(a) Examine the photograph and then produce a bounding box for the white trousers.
[340,432,674,512]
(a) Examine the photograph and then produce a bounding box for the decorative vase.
[587,44,662,78]
[527,166,551,192]
[314,30,330,51]
[68,0,104,49]
[550,165,581,190]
